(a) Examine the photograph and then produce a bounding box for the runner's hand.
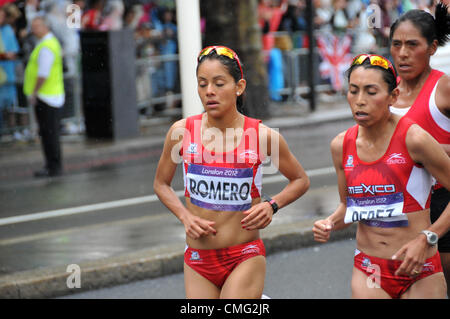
[241,202,274,230]
[182,213,217,240]
[313,219,334,243]
[392,235,428,277]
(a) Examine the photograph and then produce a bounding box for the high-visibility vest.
[23,34,64,96]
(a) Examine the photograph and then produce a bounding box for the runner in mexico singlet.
[181,114,263,212]
[342,117,433,228]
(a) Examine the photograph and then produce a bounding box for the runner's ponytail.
[434,2,450,47]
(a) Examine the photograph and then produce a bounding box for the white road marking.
[0,166,335,226]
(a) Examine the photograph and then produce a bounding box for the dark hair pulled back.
[196,50,245,113]
[346,58,397,93]
[389,3,450,47]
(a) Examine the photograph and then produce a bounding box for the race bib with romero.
[186,163,254,211]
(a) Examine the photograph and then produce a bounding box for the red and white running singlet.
[391,70,450,190]
[404,70,450,146]
[181,114,263,211]
[342,117,432,228]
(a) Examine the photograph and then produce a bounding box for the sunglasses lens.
[352,54,368,66]
[199,46,237,61]
[198,46,244,79]
[218,48,235,59]
[370,57,388,69]
[198,47,213,59]
[352,54,396,77]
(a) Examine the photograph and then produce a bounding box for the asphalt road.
[0,119,354,275]
[60,238,355,299]
[1,119,353,234]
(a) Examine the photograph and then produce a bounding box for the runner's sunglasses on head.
[351,54,397,78]
[198,46,244,79]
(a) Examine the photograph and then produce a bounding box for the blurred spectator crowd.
[0,0,444,140]
[0,0,178,68]
[257,0,442,99]
[0,0,178,140]
[259,0,440,52]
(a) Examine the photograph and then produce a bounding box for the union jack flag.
[316,34,353,91]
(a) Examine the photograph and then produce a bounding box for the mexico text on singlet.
[342,117,433,228]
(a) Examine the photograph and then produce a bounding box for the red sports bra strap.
[244,116,262,155]
[424,70,444,91]
[181,113,203,156]
[396,116,414,136]
[342,125,358,165]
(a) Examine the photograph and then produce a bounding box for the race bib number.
[344,193,408,227]
[186,164,253,211]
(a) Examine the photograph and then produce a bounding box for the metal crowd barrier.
[135,53,182,118]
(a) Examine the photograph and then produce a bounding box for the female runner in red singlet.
[153,46,310,299]
[313,54,450,298]
[389,2,450,295]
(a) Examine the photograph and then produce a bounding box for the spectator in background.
[42,0,83,135]
[314,0,332,32]
[42,1,80,75]
[25,0,40,27]
[416,0,434,12]
[373,0,397,48]
[2,2,22,31]
[0,0,15,7]
[352,1,377,54]
[99,0,124,31]
[329,0,352,35]
[346,0,364,19]
[159,7,177,97]
[124,4,143,30]
[258,0,288,51]
[258,0,289,101]
[73,0,86,13]
[23,16,65,177]
[279,0,307,33]
[81,0,104,30]
[1,2,31,141]
[0,5,19,140]
[278,0,307,48]
[401,0,416,12]
[390,0,403,21]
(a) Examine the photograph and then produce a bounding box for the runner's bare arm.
[241,125,310,230]
[313,132,350,243]
[266,126,310,209]
[153,120,217,239]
